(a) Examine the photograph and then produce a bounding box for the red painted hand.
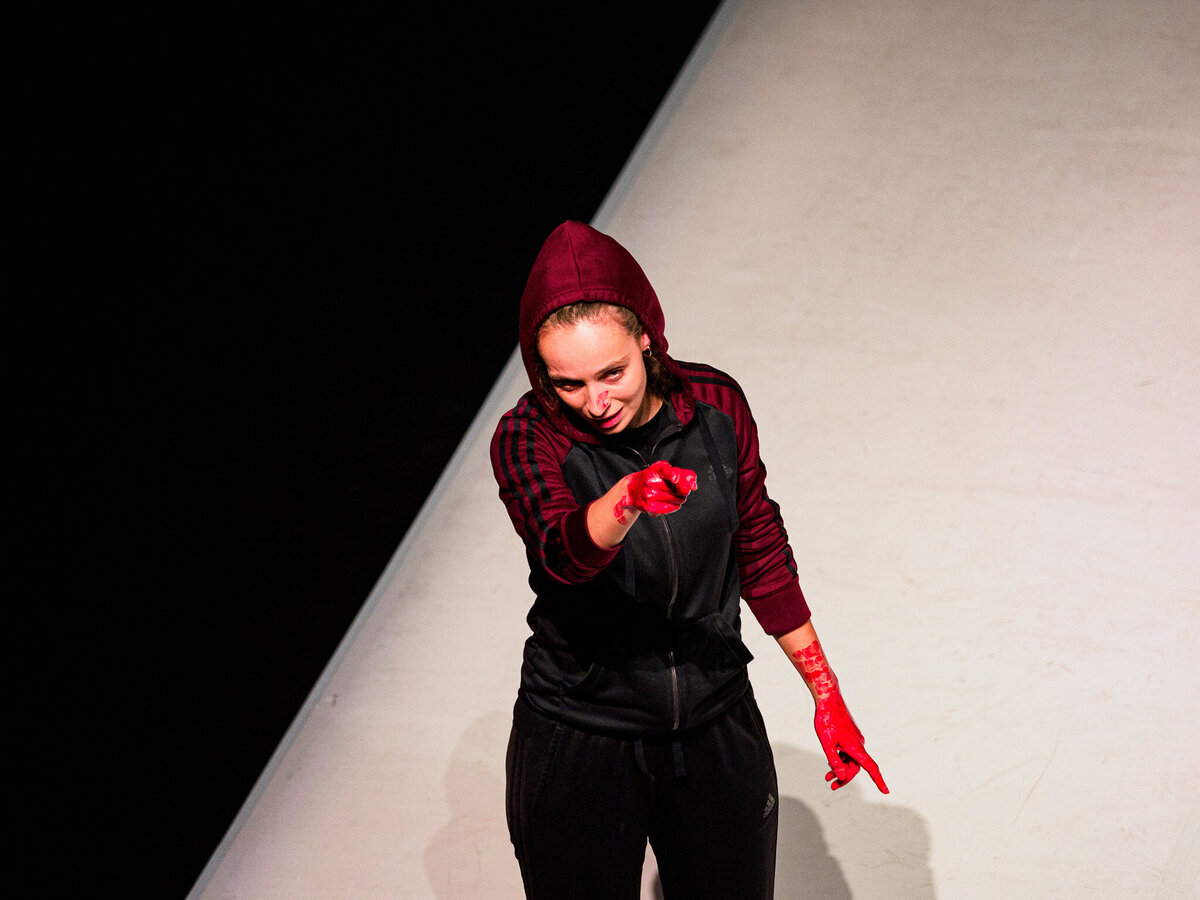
[814,689,889,794]
[615,460,698,523]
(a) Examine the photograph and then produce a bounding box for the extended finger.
[666,466,698,494]
[855,750,889,794]
[839,745,888,794]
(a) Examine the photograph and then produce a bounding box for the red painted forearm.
[790,635,840,700]
[778,625,889,794]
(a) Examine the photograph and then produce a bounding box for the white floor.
[189,1,1200,897]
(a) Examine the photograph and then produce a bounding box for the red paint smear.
[613,460,698,521]
[791,639,839,700]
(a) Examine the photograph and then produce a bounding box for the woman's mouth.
[594,410,622,430]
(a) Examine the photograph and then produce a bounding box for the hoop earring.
[643,348,653,359]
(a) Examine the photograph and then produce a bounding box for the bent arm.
[586,461,698,549]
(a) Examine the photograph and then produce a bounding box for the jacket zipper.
[631,439,682,731]
[667,649,681,731]
[664,513,682,731]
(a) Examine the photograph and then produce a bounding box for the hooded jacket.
[491,221,810,737]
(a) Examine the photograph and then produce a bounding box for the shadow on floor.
[772,743,936,899]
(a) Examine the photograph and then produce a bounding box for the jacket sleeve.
[724,381,812,636]
[490,395,619,584]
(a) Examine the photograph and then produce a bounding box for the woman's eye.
[604,369,624,381]
[556,383,578,393]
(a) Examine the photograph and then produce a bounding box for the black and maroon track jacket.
[490,221,810,737]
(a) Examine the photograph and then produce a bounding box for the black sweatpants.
[505,688,779,900]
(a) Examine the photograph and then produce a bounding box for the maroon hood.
[518,221,689,438]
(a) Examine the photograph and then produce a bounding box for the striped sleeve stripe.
[497,396,550,536]
[677,363,750,406]
[759,495,800,577]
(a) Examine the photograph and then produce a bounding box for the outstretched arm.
[776,621,889,793]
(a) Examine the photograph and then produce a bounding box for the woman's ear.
[640,333,651,353]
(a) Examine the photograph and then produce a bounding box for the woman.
[490,221,886,899]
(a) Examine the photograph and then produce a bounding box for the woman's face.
[538,315,658,435]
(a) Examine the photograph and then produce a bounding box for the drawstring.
[634,739,653,782]
[634,738,688,779]
[672,739,687,778]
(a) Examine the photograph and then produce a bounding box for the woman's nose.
[587,388,610,415]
